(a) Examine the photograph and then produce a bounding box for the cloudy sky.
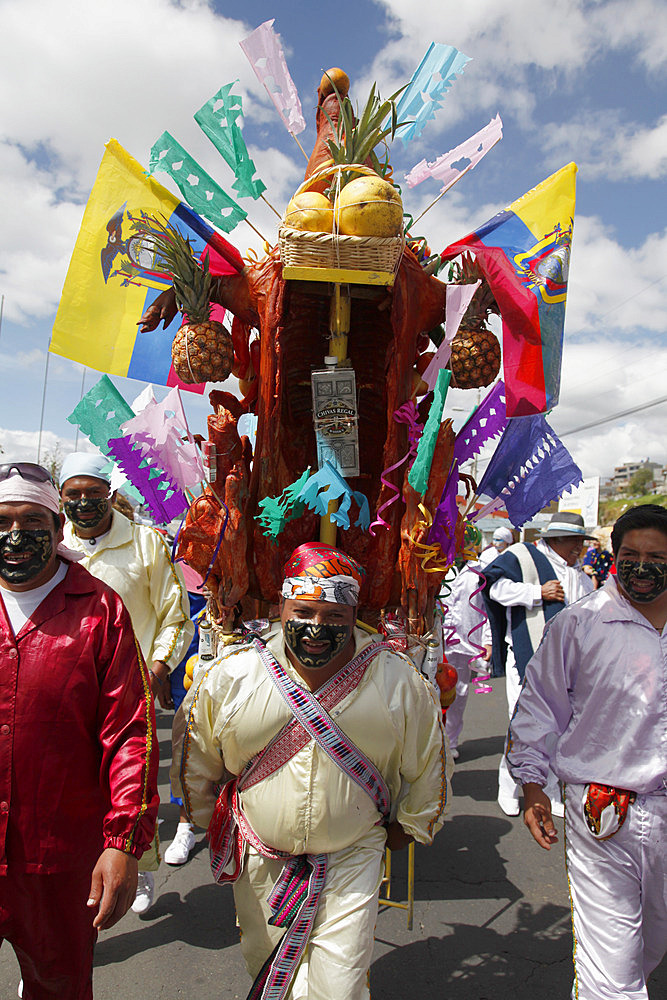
[0,0,665,485]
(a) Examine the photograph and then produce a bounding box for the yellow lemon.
[285,192,334,233]
[335,176,403,237]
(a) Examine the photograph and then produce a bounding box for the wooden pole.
[319,283,351,546]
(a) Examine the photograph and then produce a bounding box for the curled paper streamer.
[410,503,452,574]
[369,402,423,536]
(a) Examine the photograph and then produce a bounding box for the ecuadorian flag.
[50,139,244,394]
[441,163,577,418]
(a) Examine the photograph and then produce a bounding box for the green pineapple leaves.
[130,214,212,324]
[323,77,411,179]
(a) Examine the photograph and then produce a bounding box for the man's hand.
[150,660,174,710]
[138,288,178,332]
[523,782,559,850]
[482,644,492,661]
[541,579,565,602]
[385,821,414,852]
[87,848,138,929]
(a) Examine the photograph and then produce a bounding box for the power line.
[558,393,667,437]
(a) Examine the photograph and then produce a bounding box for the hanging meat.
[140,68,472,631]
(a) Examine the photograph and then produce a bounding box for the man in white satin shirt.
[507,504,667,999]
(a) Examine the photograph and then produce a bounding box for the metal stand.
[379,841,415,930]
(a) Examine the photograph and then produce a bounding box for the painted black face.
[64,497,110,530]
[0,529,54,584]
[284,620,352,669]
[617,560,667,604]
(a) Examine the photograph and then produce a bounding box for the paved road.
[1,679,664,998]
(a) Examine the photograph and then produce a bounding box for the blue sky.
[0,0,665,482]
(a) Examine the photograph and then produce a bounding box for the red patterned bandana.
[282,543,365,606]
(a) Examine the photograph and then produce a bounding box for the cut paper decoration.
[51,140,243,393]
[408,369,452,495]
[240,19,306,135]
[66,375,135,452]
[452,380,507,467]
[256,465,370,538]
[299,463,370,531]
[255,469,311,539]
[194,84,267,200]
[405,114,503,193]
[441,162,577,418]
[117,386,204,493]
[149,132,247,234]
[394,43,471,147]
[66,374,144,505]
[427,474,460,566]
[422,282,480,390]
[106,435,188,524]
[475,414,583,528]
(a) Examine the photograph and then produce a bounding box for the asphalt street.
[1,679,664,999]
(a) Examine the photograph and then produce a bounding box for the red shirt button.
[7,649,17,659]
[0,725,9,736]
[0,802,8,813]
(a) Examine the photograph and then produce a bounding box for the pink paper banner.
[422,281,480,390]
[240,20,306,134]
[405,114,503,193]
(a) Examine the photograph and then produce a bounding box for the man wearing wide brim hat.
[173,541,451,1000]
[482,511,594,817]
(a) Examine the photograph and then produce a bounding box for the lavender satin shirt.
[506,576,667,794]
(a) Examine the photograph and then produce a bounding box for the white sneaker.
[164,824,196,865]
[131,872,155,915]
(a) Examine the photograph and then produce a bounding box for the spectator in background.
[479,525,514,568]
[483,512,594,817]
[441,546,491,760]
[582,532,614,589]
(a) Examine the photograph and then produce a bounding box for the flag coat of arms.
[50,139,243,393]
[441,163,577,417]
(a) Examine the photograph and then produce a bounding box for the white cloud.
[0,426,86,463]
[0,0,303,323]
[542,113,667,181]
[567,217,667,336]
[364,0,667,153]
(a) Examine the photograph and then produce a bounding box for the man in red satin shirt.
[0,463,159,999]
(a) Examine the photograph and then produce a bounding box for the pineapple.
[131,215,233,384]
[448,253,501,389]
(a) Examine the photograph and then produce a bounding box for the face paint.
[617,560,667,604]
[284,620,352,669]
[0,529,54,584]
[64,497,110,530]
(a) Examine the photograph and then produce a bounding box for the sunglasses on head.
[0,463,55,486]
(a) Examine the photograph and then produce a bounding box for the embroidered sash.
[207,635,391,1000]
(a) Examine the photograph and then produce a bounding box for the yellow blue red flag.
[441,163,577,417]
[50,139,244,393]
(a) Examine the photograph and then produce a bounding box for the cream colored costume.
[64,511,193,667]
[174,623,451,999]
[66,510,193,869]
